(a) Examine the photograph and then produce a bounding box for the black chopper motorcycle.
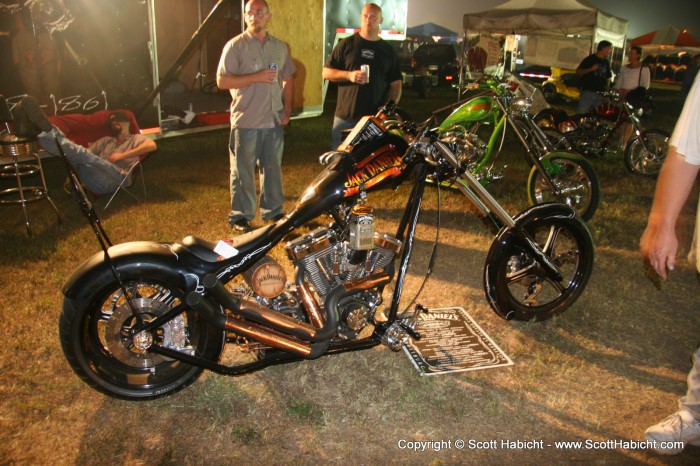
[58,102,595,400]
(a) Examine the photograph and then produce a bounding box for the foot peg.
[381,304,426,351]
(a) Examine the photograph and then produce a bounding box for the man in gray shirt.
[217,0,295,232]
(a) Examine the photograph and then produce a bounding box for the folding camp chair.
[96,151,148,209]
[49,109,154,209]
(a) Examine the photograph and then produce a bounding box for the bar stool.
[0,100,61,236]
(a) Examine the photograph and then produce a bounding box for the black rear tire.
[59,270,224,400]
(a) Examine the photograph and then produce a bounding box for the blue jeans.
[38,127,126,195]
[576,90,603,114]
[331,116,358,150]
[228,126,285,225]
[680,345,700,419]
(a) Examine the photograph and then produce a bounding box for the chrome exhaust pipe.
[187,272,392,359]
[203,274,319,341]
[186,291,328,358]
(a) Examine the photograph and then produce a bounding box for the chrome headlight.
[511,97,532,116]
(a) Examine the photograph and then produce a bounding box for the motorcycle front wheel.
[484,213,594,321]
[59,271,225,400]
[624,129,670,177]
[527,153,600,221]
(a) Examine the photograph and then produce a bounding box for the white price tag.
[214,240,238,259]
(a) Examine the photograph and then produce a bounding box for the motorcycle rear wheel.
[624,129,670,177]
[59,271,225,400]
[527,153,600,221]
[484,214,594,321]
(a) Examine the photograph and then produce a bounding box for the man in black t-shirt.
[323,3,402,149]
[575,40,613,114]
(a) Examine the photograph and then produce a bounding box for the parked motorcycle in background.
[533,91,670,177]
[425,75,600,220]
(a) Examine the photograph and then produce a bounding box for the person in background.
[640,71,700,455]
[11,8,61,105]
[615,46,650,99]
[615,46,651,145]
[13,96,156,195]
[322,3,401,149]
[575,40,612,114]
[217,0,295,233]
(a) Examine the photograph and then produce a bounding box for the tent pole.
[136,0,230,119]
[458,30,467,101]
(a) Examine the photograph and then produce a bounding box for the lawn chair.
[49,109,153,209]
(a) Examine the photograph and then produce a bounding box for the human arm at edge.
[280,75,294,125]
[639,148,700,279]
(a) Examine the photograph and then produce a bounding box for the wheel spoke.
[540,224,560,256]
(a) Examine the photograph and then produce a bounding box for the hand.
[347,70,367,84]
[279,111,291,126]
[591,64,601,72]
[257,69,278,84]
[640,224,678,280]
[106,152,124,163]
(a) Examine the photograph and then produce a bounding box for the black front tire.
[59,270,225,400]
[484,214,594,321]
[527,153,600,221]
[624,129,670,177]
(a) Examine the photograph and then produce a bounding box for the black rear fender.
[62,241,213,300]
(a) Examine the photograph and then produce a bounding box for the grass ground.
[1,84,699,465]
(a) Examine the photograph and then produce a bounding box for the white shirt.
[671,72,700,164]
[614,65,650,91]
[673,72,700,271]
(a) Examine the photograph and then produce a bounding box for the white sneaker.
[644,409,700,454]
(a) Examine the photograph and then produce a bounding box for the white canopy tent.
[460,0,628,74]
[463,0,628,47]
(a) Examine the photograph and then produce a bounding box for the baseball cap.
[109,111,131,123]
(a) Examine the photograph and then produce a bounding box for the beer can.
[270,63,278,83]
[360,64,370,84]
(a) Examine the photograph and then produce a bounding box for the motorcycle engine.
[563,115,613,156]
[438,126,487,169]
[285,226,402,339]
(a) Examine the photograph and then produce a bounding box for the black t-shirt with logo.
[577,53,612,92]
[326,33,402,120]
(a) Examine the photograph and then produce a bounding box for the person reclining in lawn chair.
[12,96,156,195]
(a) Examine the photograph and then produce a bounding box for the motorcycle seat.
[180,225,276,262]
[180,236,220,261]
